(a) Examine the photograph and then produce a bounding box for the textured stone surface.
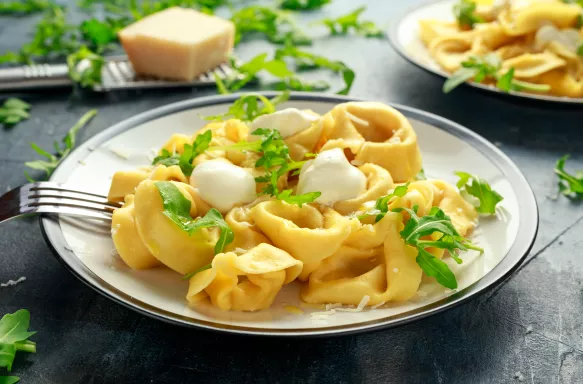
[1,0,583,383]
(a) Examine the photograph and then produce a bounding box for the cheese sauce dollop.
[250,108,319,139]
[296,148,367,205]
[190,159,256,212]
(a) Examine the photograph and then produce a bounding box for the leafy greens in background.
[0,0,52,14]
[317,6,384,37]
[0,310,37,372]
[67,46,105,88]
[443,54,551,94]
[0,98,31,127]
[279,0,330,11]
[24,109,97,181]
[455,171,503,214]
[554,155,583,200]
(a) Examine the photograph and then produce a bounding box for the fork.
[0,182,121,224]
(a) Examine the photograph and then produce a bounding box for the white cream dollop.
[296,148,367,205]
[535,24,581,52]
[190,159,257,213]
[250,108,319,140]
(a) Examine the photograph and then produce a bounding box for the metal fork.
[0,182,121,224]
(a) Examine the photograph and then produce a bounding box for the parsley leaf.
[0,98,31,127]
[231,6,312,46]
[554,155,583,199]
[394,206,483,289]
[455,171,503,214]
[0,0,52,14]
[453,0,484,29]
[443,54,551,94]
[279,0,330,10]
[67,46,105,88]
[203,92,290,122]
[358,183,410,222]
[25,109,97,181]
[318,6,384,38]
[152,130,212,176]
[275,45,355,95]
[0,310,37,372]
[154,181,234,254]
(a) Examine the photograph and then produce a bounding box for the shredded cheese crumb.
[351,159,364,166]
[514,371,525,382]
[1,276,26,287]
[325,303,343,311]
[371,301,386,309]
[392,268,399,273]
[147,148,158,162]
[78,159,87,166]
[233,247,247,255]
[525,325,533,334]
[336,295,370,312]
[111,223,121,236]
[109,147,131,160]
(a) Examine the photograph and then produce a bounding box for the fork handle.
[0,63,73,91]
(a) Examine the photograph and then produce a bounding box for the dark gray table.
[1,1,583,383]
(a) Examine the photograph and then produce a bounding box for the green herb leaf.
[496,68,514,92]
[67,46,105,88]
[204,92,290,122]
[182,263,212,280]
[231,6,312,46]
[358,183,409,222]
[154,181,234,254]
[275,45,355,94]
[393,206,483,289]
[0,310,37,372]
[455,171,503,214]
[443,67,478,93]
[276,189,321,207]
[453,0,484,29]
[25,110,97,180]
[318,6,384,38]
[0,376,20,384]
[0,98,31,127]
[279,0,330,10]
[0,0,51,14]
[554,154,583,199]
[152,130,212,176]
[416,168,427,181]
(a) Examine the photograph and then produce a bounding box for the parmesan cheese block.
[118,7,235,81]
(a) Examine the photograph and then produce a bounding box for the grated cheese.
[525,325,533,334]
[514,372,524,382]
[109,147,131,160]
[1,276,26,287]
[78,159,87,166]
[111,223,121,236]
[335,295,370,312]
[371,301,386,309]
[147,148,158,162]
[346,111,369,127]
[392,268,399,273]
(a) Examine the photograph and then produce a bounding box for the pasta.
[107,99,494,313]
[421,0,583,97]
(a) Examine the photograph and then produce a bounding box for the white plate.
[388,0,583,104]
[40,92,538,337]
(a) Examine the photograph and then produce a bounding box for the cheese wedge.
[118,7,235,81]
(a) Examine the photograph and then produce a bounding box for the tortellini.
[420,0,583,97]
[108,100,486,312]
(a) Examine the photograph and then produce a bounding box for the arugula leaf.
[154,181,234,254]
[67,46,105,88]
[279,0,330,10]
[231,6,312,46]
[80,17,128,52]
[25,109,97,181]
[275,45,355,94]
[416,168,427,181]
[554,155,583,199]
[0,376,20,384]
[318,6,384,38]
[182,263,212,280]
[203,92,290,122]
[0,310,37,372]
[394,206,483,289]
[453,0,484,29]
[0,98,31,127]
[152,130,212,176]
[0,0,52,14]
[443,54,551,94]
[215,54,295,93]
[358,183,410,222]
[455,171,503,214]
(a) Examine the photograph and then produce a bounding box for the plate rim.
[40,91,539,337]
[387,0,583,105]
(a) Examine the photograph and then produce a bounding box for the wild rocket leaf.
[152,130,212,176]
[0,310,37,372]
[455,171,503,214]
[0,98,31,127]
[554,154,583,199]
